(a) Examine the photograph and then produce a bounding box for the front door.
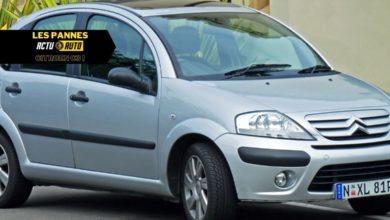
[68,15,159,178]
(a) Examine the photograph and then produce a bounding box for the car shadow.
[24,188,185,219]
[239,203,365,220]
[21,187,372,220]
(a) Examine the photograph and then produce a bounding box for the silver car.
[1,1,390,219]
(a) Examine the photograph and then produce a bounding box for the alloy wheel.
[183,155,208,220]
[0,145,9,196]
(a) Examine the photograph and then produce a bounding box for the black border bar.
[238,147,310,167]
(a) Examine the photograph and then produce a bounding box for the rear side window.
[21,14,77,73]
[34,14,76,30]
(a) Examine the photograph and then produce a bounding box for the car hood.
[196,74,390,113]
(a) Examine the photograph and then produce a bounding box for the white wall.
[270,0,390,91]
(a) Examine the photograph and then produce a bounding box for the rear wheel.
[0,134,32,208]
[349,195,390,215]
[181,142,236,220]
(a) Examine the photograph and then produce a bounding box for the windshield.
[147,12,332,80]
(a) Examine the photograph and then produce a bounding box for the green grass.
[0,0,91,30]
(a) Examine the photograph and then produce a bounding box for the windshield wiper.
[298,65,332,74]
[224,64,291,79]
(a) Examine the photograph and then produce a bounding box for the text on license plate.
[335,178,390,200]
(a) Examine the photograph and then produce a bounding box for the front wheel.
[349,195,390,215]
[181,143,236,220]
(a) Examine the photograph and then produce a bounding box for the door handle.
[70,91,89,103]
[5,83,22,94]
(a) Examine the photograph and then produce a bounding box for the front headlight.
[236,111,314,140]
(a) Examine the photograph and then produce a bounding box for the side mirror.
[108,67,151,94]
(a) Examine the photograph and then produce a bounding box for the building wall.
[269,0,390,91]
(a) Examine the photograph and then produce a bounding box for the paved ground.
[1,187,390,220]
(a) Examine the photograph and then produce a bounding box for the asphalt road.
[1,187,390,220]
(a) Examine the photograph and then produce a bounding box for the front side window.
[81,15,157,93]
[21,14,77,73]
[148,12,332,80]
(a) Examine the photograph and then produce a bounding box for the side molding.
[18,124,155,149]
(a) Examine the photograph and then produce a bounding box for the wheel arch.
[0,110,29,172]
[166,132,236,198]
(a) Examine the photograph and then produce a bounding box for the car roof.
[116,0,239,9]
[100,0,255,16]
[11,0,256,29]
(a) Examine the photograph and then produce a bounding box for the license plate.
[335,178,390,200]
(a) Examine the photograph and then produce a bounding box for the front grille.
[306,110,390,141]
[309,159,390,192]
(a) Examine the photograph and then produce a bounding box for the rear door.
[68,14,160,178]
[1,14,77,167]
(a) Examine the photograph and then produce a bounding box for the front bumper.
[215,133,390,202]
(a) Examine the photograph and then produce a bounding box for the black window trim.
[139,39,146,75]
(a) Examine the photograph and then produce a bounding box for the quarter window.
[81,15,157,94]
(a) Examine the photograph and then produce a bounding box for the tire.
[349,195,390,215]
[180,142,236,220]
[0,134,32,208]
